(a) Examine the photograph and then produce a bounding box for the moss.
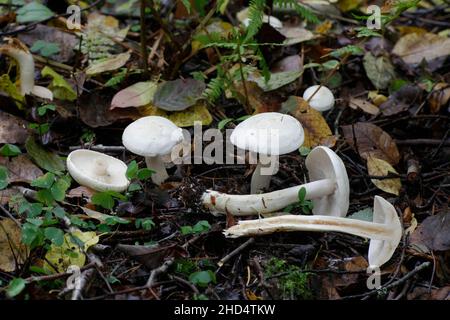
[264,257,313,300]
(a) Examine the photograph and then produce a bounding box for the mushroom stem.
[145,156,168,186]
[0,44,35,95]
[224,215,394,240]
[203,178,335,216]
[94,158,109,177]
[250,160,275,194]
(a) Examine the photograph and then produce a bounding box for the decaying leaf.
[153,79,205,111]
[410,211,450,252]
[429,83,450,114]
[279,27,315,46]
[0,155,43,184]
[110,81,158,109]
[363,52,396,90]
[44,230,99,273]
[392,32,450,70]
[0,218,29,272]
[234,81,283,113]
[282,96,336,149]
[366,156,401,196]
[85,52,131,75]
[0,110,29,144]
[140,102,213,127]
[341,122,400,165]
[379,84,422,116]
[348,98,379,115]
[271,55,302,73]
[25,138,65,174]
[0,74,25,108]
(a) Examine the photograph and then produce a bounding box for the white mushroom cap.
[122,116,184,157]
[368,196,402,268]
[303,85,335,112]
[230,112,304,156]
[67,150,129,192]
[243,15,283,29]
[305,146,349,217]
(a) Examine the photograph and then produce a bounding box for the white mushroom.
[230,112,304,194]
[202,146,349,217]
[67,149,129,192]
[303,85,335,112]
[122,116,183,186]
[224,196,402,268]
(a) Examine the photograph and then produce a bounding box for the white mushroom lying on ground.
[67,149,129,192]
[303,85,335,112]
[202,146,349,217]
[224,196,402,268]
[230,112,305,194]
[122,116,184,186]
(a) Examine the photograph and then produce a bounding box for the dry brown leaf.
[0,188,19,205]
[234,81,283,113]
[341,122,400,165]
[349,98,380,115]
[0,218,28,272]
[410,211,450,252]
[282,96,336,148]
[367,156,401,196]
[0,111,29,144]
[392,32,450,70]
[429,83,450,114]
[379,85,422,116]
[0,155,43,184]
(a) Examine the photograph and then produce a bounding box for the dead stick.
[218,238,255,267]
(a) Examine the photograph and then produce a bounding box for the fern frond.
[274,0,319,24]
[203,76,225,103]
[245,0,265,41]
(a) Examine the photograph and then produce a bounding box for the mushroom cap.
[303,85,335,112]
[305,146,349,217]
[122,116,184,157]
[67,149,129,192]
[368,196,402,268]
[230,112,304,156]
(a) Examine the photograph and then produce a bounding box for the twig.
[0,205,21,228]
[69,144,126,153]
[140,0,150,77]
[218,238,255,267]
[146,258,175,288]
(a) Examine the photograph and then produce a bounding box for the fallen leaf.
[44,230,99,273]
[234,81,283,113]
[251,70,303,92]
[0,110,29,144]
[110,81,158,109]
[16,2,54,23]
[282,96,336,149]
[153,79,205,111]
[379,85,422,116]
[67,186,95,200]
[0,155,43,184]
[368,91,388,106]
[117,243,187,269]
[349,98,379,115]
[191,20,233,54]
[348,207,373,222]
[337,0,363,12]
[0,74,25,108]
[363,52,396,90]
[25,137,65,174]
[410,211,450,252]
[0,188,20,205]
[41,66,77,101]
[85,52,131,75]
[279,27,315,46]
[366,156,401,195]
[0,218,29,272]
[271,55,302,73]
[392,32,450,70]
[429,83,450,114]
[139,102,213,127]
[18,24,78,63]
[341,122,400,165]
[86,12,129,43]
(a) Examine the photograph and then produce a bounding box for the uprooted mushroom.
[202,146,349,217]
[224,196,403,268]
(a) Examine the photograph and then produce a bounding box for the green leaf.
[189,270,216,288]
[41,66,77,101]
[16,2,54,23]
[91,192,115,210]
[52,207,66,219]
[298,187,306,203]
[50,176,71,202]
[253,71,303,92]
[0,74,25,109]
[6,278,26,298]
[192,220,211,234]
[25,138,65,174]
[30,40,60,57]
[181,0,191,13]
[0,166,9,190]
[21,222,44,248]
[31,172,56,189]
[218,118,233,130]
[36,189,55,206]
[128,183,141,192]
[153,79,206,111]
[299,146,311,156]
[44,227,64,246]
[126,161,138,179]
[181,226,193,235]
[135,218,155,231]
[37,104,56,116]
[137,168,154,180]
[0,144,22,157]
[349,207,373,222]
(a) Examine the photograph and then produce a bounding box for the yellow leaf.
[0,74,25,109]
[140,102,213,127]
[0,218,29,272]
[367,156,401,196]
[315,20,333,34]
[43,230,99,273]
[283,96,336,149]
[337,0,363,12]
[368,91,388,106]
[191,20,233,54]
